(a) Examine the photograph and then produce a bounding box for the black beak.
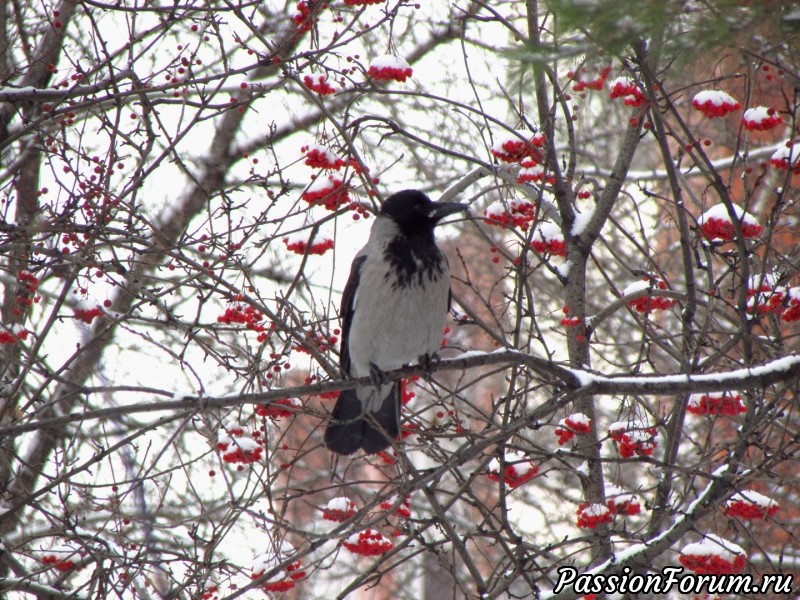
[429,202,469,223]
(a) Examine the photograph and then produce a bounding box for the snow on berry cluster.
[483,197,536,230]
[679,534,747,575]
[216,423,263,465]
[554,412,591,445]
[303,144,348,169]
[322,497,357,522]
[623,277,675,314]
[531,221,566,256]
[303,73,336,95]
[608,422,658,458]
[368,55,413,82]
[200,582,219,600]
[781,287,800,322]
[575,487,643,528]
[698,203,762,241]
[723,490,779,520]
[741,106,782,131]
[517,159,555,185]
[344,0,384,4]
[491,130,545,164]
[302,174,350,210]
[687,392,746,416]
[576,502,612,529]
[283,228,335,256]
[0,324,29,345]
[255,397,302,420]
[486,451,539,489]
[380,494,412,519]
[691,90,740,118]
[746,272,785,316]
[251,541,306,593]
[343,529,394,556]
[605,484,642,516]
[608,77,645,107]
[769,143,800,174]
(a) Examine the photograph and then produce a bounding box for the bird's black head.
[380,190,468,236]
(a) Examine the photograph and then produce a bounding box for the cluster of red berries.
[251,548,306,593]
[74,306,104,324]
[699,204,762,241]
[368,55,413,82]
[483,198,536,231]
[302,144,348,169]
[18,269,40,294]
[560,306,582,328]
[303,73,336,95]
[12,269,41,315]
[723,491,779,520]
[343,529,394,556]
[293,1,323,33]
[217,301,268,341]
[322,497,357,522]
[606,492,642,516]
[679,535,746,575]
[486,452,539,489]
[608,423,658,458]
[609,77,645,107]
[255,397,302,420]
[400,421,417,440]
[746,283,784,316]
[769,144,800,174]
[491,131,545,164]
[700,217,762,241]
[687,392,746,416]
[625,278,675,314]
[302,174,350,210]
[217,424,263,465]
[283,233,335,255]
[41,545,83,572]
[310,373,339,401]
[531,222,566,257]
[400,377,417,404]
[691,90,741,118]
[567,65,611,92]
[554,413,592,445]
[576,503,613,529]
[200,582,219,600]
[517,160,555,185]
[292,329,339,354]
[741,106,782,131]
[781,288,800,322]
[380,495,411,519]
[0,327,29,345]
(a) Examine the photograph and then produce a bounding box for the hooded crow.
[324,190,468,455]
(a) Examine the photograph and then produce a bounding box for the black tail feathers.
[324,384,400,455]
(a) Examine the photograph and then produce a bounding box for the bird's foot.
[369,362,388,387]
[418,353,438,378]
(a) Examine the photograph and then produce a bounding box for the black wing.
[339,254,366,376]
[446,254,452,313]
